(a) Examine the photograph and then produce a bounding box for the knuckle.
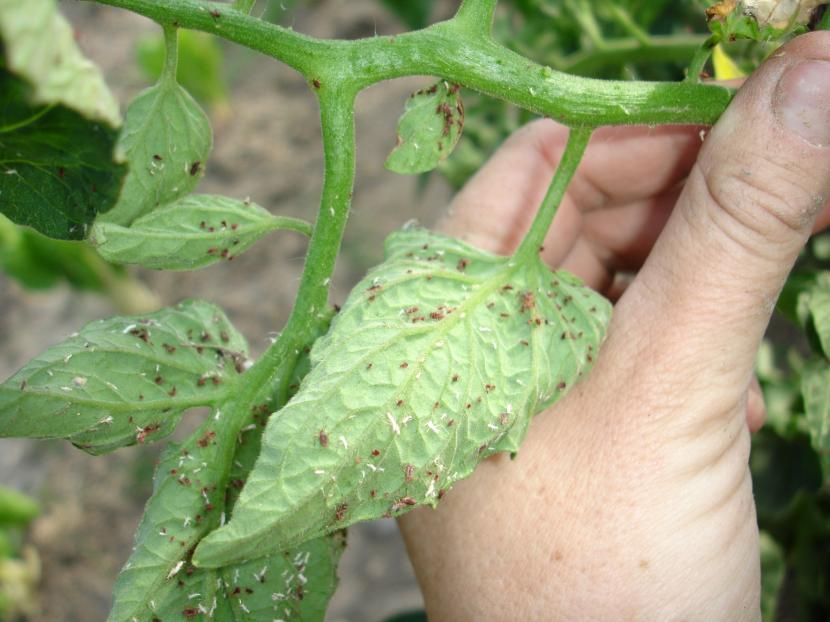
[697,156,820,244]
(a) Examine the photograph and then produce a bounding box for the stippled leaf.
[802,359,830,472]
[0,65,126,240]
[194,226,610,565]
[100,77,212,226]
[109,328,341,622]
[0,300,249,455]
[108,421,344,622]
[385,82,464,175]
[0,0,120,126]
[90,195,312,271]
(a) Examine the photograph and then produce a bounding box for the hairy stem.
[245,84,357,396]
[686,35,718,83]
[515,128,592,261]
[454,0,498,35]
[161,23,178,81]
[85,0,734,126]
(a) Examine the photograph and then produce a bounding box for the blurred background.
[2,1,829,620]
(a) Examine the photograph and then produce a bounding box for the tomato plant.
[0,0,829,620]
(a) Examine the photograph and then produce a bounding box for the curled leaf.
[91,194,312,270]
[385,81,464,175]
[194,226,611,566]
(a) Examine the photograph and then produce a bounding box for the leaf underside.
[109,324,341,622]
[194,226,611,567]
[385,81,464,175]
[0,300,249,454]
[100,79,212,226]
[91,194,310,271]
[108,426,344,622]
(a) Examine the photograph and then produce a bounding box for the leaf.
[759,531,785,622]
[100,78,212,226]
[108,425,344,622]
[193,226,611,566]
[385,82,464,175]
[90,195,311,271]
[380,0,435,29]
[802,359,830,471]
[0,66,126,240]
[0,0,120,127]
[109,327,341,622]
[0,300,249,455]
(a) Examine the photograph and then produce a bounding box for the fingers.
[608,32,830,408]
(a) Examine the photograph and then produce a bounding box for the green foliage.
[101,72,212,226]
[385,82,464,175]
[0,0,120,126]
[0,0,125,239]
[91,194,312,271]
[0,300,249,455]
[195,227,610,565]
[1,0,828,620]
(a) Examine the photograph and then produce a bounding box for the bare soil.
[0,1,458,619]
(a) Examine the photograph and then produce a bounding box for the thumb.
[609,32,830,401]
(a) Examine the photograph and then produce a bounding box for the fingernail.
[775,60,830,147]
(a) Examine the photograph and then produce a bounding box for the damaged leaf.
[193,226,610,566]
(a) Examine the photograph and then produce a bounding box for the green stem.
[454,0,498,35]
[84,0,735,127]
[685,35,718,83]
[161,23,178,82]
[515,128,592,261]
[244,84,357,395]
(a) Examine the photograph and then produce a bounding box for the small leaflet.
[100,78,213,226]
[385,81,464,175]
[90,194,312,271]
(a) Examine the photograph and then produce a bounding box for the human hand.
[399,31,830,621]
